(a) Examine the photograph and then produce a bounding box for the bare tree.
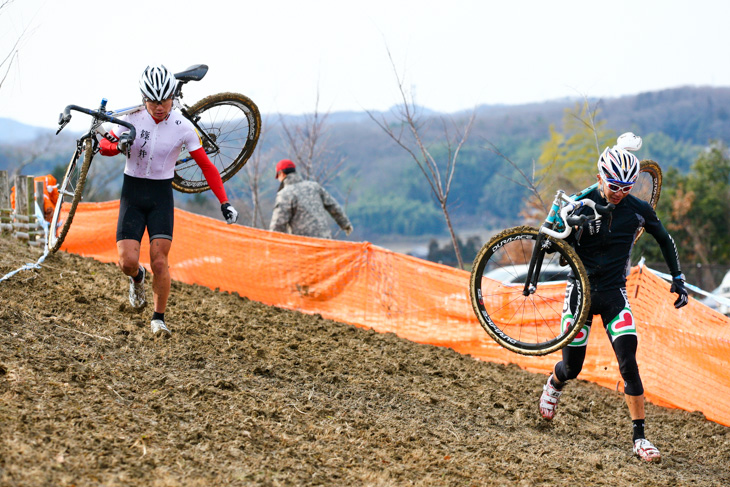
[83,156,122,202]
[667,188,715,288]
[237,117,274,228]
[485,96,610,226]
[278,85,347,188]
[571,94,603,156]
[275,86,354,238]
[1,0,31,92]
[367,48,475,269]
[9,133,56,180]
[484,140,556,220]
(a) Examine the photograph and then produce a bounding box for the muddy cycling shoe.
[539,374,563,420]
[150,319,171,338]
[633,438,661,462]
[128,266,146,308]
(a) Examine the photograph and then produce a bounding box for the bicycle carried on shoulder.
[48,64,261,253]
[469,159,662,356]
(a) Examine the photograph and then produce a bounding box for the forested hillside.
[1,86,728,242]
[260,86,729,238]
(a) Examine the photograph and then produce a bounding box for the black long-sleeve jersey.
[565,188,681,292]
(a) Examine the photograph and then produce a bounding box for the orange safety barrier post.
[60,201,730,426]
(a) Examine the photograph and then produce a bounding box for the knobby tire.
[48,138,93,253]
[469,226,591,356]
[172,92,261,193]
[632,160,663,244]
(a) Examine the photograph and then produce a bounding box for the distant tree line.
[1,86,729,275]
[425,236,482,268]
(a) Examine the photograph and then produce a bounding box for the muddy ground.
[0,236,728,487]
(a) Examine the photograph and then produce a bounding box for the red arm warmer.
[190,147,228,203]
[99,137,120,156]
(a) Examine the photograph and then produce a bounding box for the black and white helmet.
[139,64,176,102]
[597,146,640,184]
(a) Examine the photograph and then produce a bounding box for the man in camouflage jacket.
[269,159,354,239]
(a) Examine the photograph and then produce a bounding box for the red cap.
[275,159,296,177]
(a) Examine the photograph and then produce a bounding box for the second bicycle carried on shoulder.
[48,64,261,253]
[469,137,662,356]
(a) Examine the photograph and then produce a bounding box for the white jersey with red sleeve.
[112,109,202,180]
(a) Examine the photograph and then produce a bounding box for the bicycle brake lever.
[595,203,615,216]
[566,214,589,227]
[56,113,71,135]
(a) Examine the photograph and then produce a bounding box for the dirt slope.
[0,236,728,487]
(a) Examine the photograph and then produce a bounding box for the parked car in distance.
[700,270,730,316]
[484,263,571,284]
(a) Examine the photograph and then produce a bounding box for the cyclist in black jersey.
[538,141,688,463]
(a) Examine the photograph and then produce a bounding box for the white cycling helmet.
[597,146,640,185]
[139,64,177,102]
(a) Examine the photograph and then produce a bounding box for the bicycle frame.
[57,63,222,161]
[541,184,606,239]
[520,183,613,297]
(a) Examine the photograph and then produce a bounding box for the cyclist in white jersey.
[118,108,202,180]
[99,64,239,338]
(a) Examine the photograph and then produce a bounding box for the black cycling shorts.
[116,174,174,243]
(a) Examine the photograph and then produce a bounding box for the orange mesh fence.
[59,201,730,426]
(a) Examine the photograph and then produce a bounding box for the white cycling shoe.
[633,438,661,462]
[539,374,563,421]
[151,319,171,338]
[128,267,146,308]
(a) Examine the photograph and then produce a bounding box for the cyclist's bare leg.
[150,238,172,314]
[551,362,647,419]
[117,239,142,277]
[625,393,645,420]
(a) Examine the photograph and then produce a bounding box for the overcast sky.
[1,0,729,130]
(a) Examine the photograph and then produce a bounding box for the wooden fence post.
[0,170,12,235]
[13,175,34,242]
[30,179,45,247]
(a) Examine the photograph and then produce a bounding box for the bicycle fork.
[522,232,550,296]
[522,191,565,296]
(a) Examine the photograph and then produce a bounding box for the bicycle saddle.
[175,64,209,83]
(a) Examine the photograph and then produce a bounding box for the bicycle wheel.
[173,92,261,193]
[469,225,591,355]
[48,139,94,253]
[631,159,662,243]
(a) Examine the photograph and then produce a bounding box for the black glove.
[117,133,133,158]
[670,274,689,309]
[221,202,238,224]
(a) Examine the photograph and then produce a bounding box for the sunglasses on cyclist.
[604,178,634,194]
[143,96,173,105]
